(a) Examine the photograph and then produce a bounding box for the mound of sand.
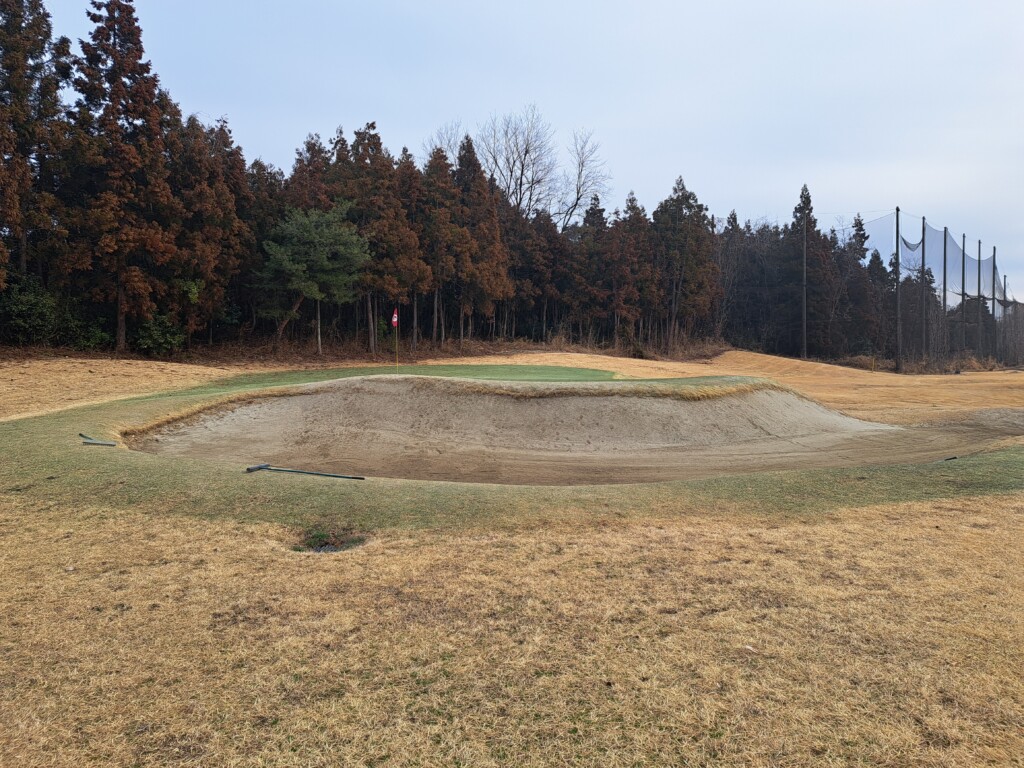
[131,375,967,485]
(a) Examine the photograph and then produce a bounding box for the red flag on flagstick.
[392,308,399,328]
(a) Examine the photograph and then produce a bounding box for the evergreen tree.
[527,210,565,339]
[606,193,655,343]
[229,158,286,333]
[167,115,253,337]
[394,146,432,346]
[345,123,425,352]
[72,0,181,351]
[0,0,72,280]
[453,135,511,339]
[652,177,719,346]
[563,195,611,342]
[259,203,368,347]
[283,133,335,211]
[778,185,831,356]
[419,146,472,344]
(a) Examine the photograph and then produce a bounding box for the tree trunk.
[316,299,322,356]
[18,230,28,275]
[366,293,376,354]
[412,293,418,352]
[276,294,305,341]
[432,289,439,345]
[115,277,127,353]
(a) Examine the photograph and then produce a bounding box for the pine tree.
[259,204,368,346]
[230,158,285,333]
[72,0,181,351]
[530,210,568,339]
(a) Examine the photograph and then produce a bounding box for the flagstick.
[392,306,399,370]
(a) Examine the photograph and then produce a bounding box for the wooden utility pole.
[802,214,808,360]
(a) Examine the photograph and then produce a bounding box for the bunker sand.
[133,375,1024,485]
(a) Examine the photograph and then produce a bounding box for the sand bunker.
[132,375,1024,485]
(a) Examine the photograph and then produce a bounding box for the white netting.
[832,209,1021,361]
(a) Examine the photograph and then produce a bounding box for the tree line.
[2,0,969,360]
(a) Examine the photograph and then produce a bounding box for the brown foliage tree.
[453,135,512,339]
[0,0,71,281]
[343,123,426,351]
[72,0,181,350]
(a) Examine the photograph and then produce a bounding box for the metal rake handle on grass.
[245,463,365,481]
[80,433,117,447]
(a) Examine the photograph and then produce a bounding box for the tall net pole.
[1003,275,1008,362]
[921,216,927,361]
[992,247,998,362]
[961,234,967,354]
[942,227,948,361]
[895,207,902,371]
[977,240,983,358]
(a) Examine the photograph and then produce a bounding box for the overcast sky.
[46,0,1024,292]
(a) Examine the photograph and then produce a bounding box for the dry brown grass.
[3,350,1023,766]
[1,493,1021,766]
[0,354,242,422]
[441,350,1024,424]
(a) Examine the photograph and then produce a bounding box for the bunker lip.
[120,373,1024,486]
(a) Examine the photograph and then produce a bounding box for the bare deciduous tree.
[555,129,610,230]
[422,120,464,165]
[477,104,558,215]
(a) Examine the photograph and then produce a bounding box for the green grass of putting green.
[1,363,1022,534]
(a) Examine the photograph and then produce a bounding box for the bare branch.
[421,120,463,166]
[477,104,558,215]
[555,129,610,230]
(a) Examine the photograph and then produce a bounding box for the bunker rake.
[245,463,365,481]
